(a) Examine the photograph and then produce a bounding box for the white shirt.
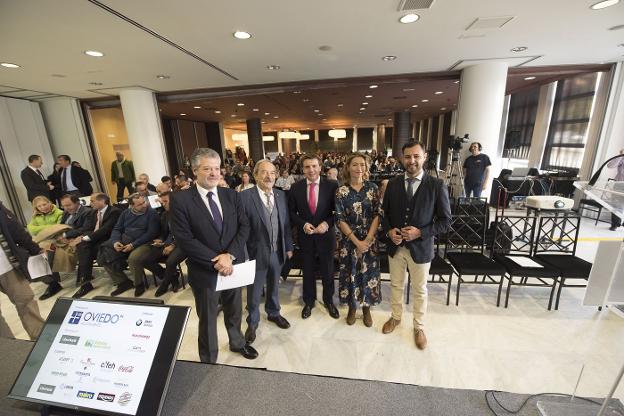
[62,165,78,191]
[83,205,109,242]
[0,249,13,275]
[28,165,45,180]
[404,171,424,194]
[256,186,274,211]
[306,178,320,211]
[197,184,223,220]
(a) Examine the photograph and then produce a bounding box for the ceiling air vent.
[466,16,514,30]
[397,0,435,11]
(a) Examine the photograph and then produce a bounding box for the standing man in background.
[462,142,491,198]
[111,151,135,202]
[21,155,54,202]
[57,155,93,197]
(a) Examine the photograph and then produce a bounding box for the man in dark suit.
[170,148,257,364]
[20,155,53,202]
[381,140,451,350]
[70,193,121,298]
[240,160,293,344]
[0,201,45,339]
[288,154,339,319]
[57,154,93,196]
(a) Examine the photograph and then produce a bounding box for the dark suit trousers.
[76,241,100,282]
[302,239,335,306]
[192,284,245,364]
[247,251,282,327]
[43,252,60,285]
[141,246,186,284]
[115,178,134,202]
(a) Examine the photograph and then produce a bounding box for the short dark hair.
[300,154,321,165]
[158,190,172,198]
[401,140,426,154]
[28,154,41,163]
[178,175,188,182]
[128,193,145,205]
[134,181,146,187]
[60,194,80,204]
[57,154,71,162]
[161,175,171,182]
[92,192,110,205]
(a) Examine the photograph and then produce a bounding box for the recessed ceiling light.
[265,112,270,115]
[337,103,344,107]
[434,91,443,95]
[214,110,221,114]
[1,62,20,68]
[362,102,369,105]
[388,118,392,121]
[273,116,279,119]
[399,14,420,24]
[261,121,266,124]
[510,46,528,52]
[454,80,460,84]
[180,113,187,116]
[233,31,252,39]
[318,114,323,116]
[382,56,397,61]
[411,104,419,108]
[156,74,170,79]
[322,118,327,121]
[252,108,259,111]
[359,107,366,110]
[193,106,201,109]
[403,88,415,92]
[267,65,280,70]
[302,98,310,102]
[590,0,619,9]
[365,94,373,98]
[421,99,429,103]
[231,114,237,117]
[84,50,104,57]
[314,109,320,112]
[440,107,447,111]
[293,91,301,94]
[369,85,378,89]
[237,103,245,107]
[524,76,536,80]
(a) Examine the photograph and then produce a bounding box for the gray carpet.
[0,338,621,416]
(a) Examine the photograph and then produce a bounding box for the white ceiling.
[0,0,622,100]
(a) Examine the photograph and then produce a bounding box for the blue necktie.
[208,191,223,234]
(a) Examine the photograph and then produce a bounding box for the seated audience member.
[235,171,255,192]
[156,182,171,194]
[71,193,122,298]
[275,169,295,191]
[326,167,339,182]
[174,175,191,191]
[0,201,45,340]
[218,174,229,188]
[27,196,63,237]
[134,181,157,197]
[138,191,186,296]
[97,193,160,297]
[138,173,157,192]
[223,166,237,188]
[161,176,173,189]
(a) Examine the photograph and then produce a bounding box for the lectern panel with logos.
[9,298,190,416]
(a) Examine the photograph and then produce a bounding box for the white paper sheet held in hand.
[27,254,52,280]
[216,260,256,291]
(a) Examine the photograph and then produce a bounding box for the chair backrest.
[445,207,488,255]
[491,214,537,256]
[534,214,581,256]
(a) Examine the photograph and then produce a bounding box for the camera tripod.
[445,150,466,198]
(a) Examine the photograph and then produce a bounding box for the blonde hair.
[341,153,370,185]
[32,195,53,216]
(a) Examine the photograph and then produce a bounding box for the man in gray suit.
[240,160,293,344]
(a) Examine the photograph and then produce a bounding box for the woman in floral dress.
[335,153,382,327]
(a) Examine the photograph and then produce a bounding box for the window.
[504,86,540,160]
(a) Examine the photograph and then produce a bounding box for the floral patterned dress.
[335,181,382,307]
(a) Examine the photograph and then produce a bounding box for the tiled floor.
[1,218,623,401]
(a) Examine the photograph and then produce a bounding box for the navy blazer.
[170,185,249,290]
[240,187,293,270]
[84,205,121,244]
[61,205,95,239]
[381,173,451,263]
[288,177,338,251]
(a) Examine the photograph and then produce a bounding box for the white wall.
[595,62,624,170]
[0,96,54,220]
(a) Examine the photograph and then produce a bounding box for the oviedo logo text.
[68,311,122,325]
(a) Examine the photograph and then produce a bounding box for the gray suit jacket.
[240,187,293,271]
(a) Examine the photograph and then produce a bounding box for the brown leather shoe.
[414,329,427,350]
[382,317,400,334]
[346,305,356,325]
[362,306,373,328]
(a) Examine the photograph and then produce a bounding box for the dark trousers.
[192,284,245,364]
[76,241,100,282]
[141,246,186,285]
[115,178,134,202]
[301,241,335,306]
[43,251,60,285]
[247,251,282,327]
[612,213,622,228]
[464,181,482,197]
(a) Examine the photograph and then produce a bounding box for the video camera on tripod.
[445,133,470,197]
[448,134,470,159]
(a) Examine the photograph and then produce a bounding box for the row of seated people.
[27,190,185,300]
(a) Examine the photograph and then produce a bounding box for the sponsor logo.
[113,382,129,388]
[142,319,154,327]
[77,390,95,399]
[81,358,96,368]
[68,311,83,324]
[117,365,134,373]
[135,319,142,326]
[59,384,74,391]
[58,356,74,364]
[118,392,132,406]
[128,345,145,353]
[92,377,111,384]
[100,360,115,370]
[59,335,80,345]
[52,349,66,354]
[51,370,68,377]
[131,333,150,340]
[84,339,111,349]
[97,393,115,402]
[81,312,121,325]
[37,384,55,394]
[75,371,91,377]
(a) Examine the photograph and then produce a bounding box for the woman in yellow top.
[27,196,63,236]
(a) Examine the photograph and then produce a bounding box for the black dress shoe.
[134,284,146,297]
[40,281,62,300]
[230,344,258,360]
[72,282,94,299]
[154,284,168,297]
[324,303,340,319]
[245,325,257,344]
[110,280,133,296]
[301,304,313,319]
[267,315,291,329]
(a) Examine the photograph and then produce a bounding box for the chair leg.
[473,275,478,282]
[504,275,512,308]
[446,273,452,306]
[496,275,504,307]
[547,278,557,311]
[178,264,186,289]
[595,208,601,226]
[554,277,565,310]
[456,274,461,306]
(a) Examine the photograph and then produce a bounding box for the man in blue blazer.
[381,141,451,350]
[288,154,339,319]
[240,160,293,344]
[170,148,257,364]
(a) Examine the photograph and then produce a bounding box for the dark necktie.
[207,191,223,234]
[36,169,45,181]
[61,169,68,192]
[406,178,416,200]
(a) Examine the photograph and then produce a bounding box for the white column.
[119,88,168,182]
[527,82,557,169]
[352,126,358,152]
[372,128,378,151]
[455,62,509,194]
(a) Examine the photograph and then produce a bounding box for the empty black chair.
[533,214,592,310]
[578,199,602,225]
[428,235,454,305]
